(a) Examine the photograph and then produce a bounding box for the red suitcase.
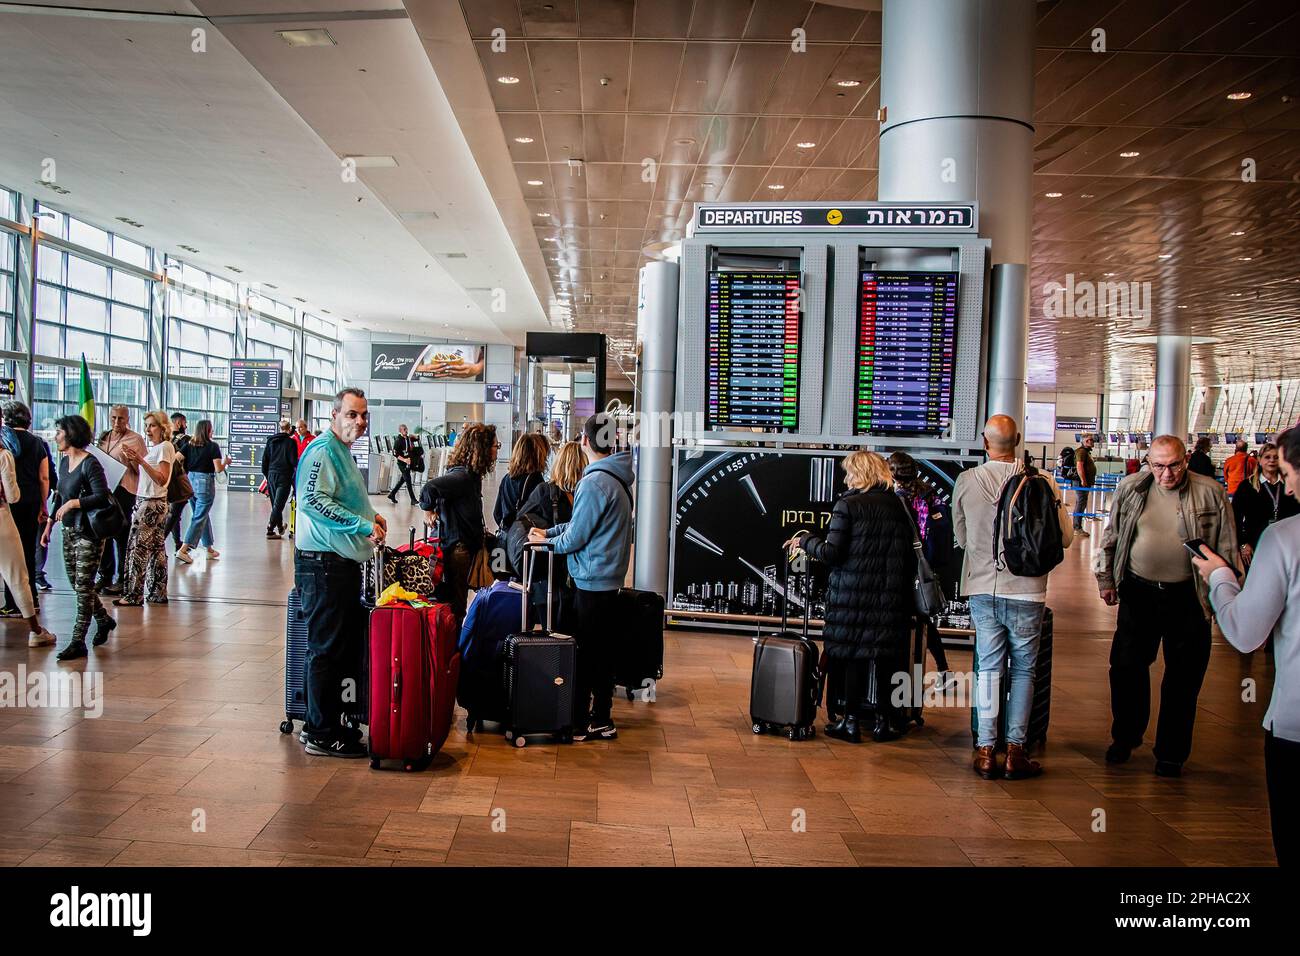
[367,603,461,771]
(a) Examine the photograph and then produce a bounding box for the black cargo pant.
[572,587,619,727]
[4,500,40,611]
[1109,576,1211,765]
[295,550,366,741]
[390,462,417,503]
[97,486,136,584]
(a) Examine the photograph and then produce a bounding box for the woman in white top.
[0,405,57,646]
[1192,425,1300,867]
[114,409,174,607]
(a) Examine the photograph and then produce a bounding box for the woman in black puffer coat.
[787,450,916,744]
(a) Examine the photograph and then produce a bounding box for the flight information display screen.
[705,270,800,431]
[854,270,958,436]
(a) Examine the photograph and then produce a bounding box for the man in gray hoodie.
[529,413,634,741]
[953,415,1074,781]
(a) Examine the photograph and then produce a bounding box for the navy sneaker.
[572,722,617,743]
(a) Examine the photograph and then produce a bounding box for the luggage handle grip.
[520,542,556,633]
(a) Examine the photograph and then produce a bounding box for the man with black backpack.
[528,413,634,743]
[954,414,1074,781]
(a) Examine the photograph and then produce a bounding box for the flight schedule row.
[705,271,801,430]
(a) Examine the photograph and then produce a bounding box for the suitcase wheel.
[504,730,513,742]
[369,757,381,770]
[279,720,294,735]
[626,688,635,701]
[751,722,764,735]
[560,731,573,745]
[915,716,925,727]
[513,736,527,749]
[787,727,798,741]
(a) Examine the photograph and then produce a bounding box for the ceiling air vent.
[440,252,468,259]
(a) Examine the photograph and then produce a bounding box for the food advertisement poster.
[370,343,485,382]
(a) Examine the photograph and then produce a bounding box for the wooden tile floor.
[0,492,1278,866]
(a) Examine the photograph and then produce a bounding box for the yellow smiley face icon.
[826,208,843,225]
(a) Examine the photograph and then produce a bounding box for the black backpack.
[993,459,1065,578]
[1056,446,1079,483]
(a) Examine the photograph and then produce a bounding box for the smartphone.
[1182,538,1208,559]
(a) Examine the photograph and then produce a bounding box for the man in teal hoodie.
[295,387,386,758]
[530,413,634,741]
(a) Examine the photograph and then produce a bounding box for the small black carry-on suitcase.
[749,552,822,741]
[502,544,576,748]
[969,606,1053,750]
[614,587,665,701]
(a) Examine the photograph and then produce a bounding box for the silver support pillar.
[633,260,679,597]
[986,263,1029,426]
[1154,334,1192,440]
[878,0,1035,430]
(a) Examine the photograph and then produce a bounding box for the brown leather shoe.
[972,745,1000,780]
[1004,743,1043,780]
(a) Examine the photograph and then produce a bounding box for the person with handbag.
[419,422,499,627]
[164,412,190,551]
[388,424,421,506]
[113,410,175,607]
[510,440,584,630]
[0,404,57,648]
[784,450,917,744]
[95,404,146,595]
[493,432,549,534]
[176,418,231,563]
[41,415,117,661]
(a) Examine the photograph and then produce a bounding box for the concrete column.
[633,260,679,597]
[878,0,1036,430]
[1154,334,1192,440]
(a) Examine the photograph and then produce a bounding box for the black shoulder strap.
[607,471,633,509]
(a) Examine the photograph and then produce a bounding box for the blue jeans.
[183,473,215,548]
[969,594,1044,747]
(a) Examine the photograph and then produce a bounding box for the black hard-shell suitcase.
[502,544,576,747]
[969,606,1053,750]
[749,553,822,741]
[614,587,665,701]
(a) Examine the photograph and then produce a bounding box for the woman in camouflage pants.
[41,414,117,662]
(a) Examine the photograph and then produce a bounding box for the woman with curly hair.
[420,422,499,624]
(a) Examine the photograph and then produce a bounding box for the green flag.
[78,354,95,431]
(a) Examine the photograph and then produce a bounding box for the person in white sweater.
[1192,425,1300,867]
[0,405,57,647]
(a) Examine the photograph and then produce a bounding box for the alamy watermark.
[1042,273,1152,329]
[0,666,104,718]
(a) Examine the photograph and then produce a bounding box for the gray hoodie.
[953,459,1074,600]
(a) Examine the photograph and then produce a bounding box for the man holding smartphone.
[1094,434,1240,777]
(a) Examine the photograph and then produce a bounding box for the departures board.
[704,270,801,431]
[854,270,958,437]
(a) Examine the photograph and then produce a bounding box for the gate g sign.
[486,384,512,404]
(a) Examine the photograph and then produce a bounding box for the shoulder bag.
[167,452,193,505]
[896,495,945,616]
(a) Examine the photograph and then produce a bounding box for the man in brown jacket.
[1094,435,1240,777]
[1073,433,1098,536]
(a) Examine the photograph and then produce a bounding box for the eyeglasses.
[1150,461,1186,473]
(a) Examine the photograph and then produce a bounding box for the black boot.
[871,713,901,742]
[91,616,117,647]
[826,715,861,744]
[56,640,88,662]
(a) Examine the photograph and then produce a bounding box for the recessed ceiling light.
[796,142,817,149]
[1177,305,1188,309]
[1229,230,1245,236]
[343,155,397,168]
[514,136,534,144]
[1080,193,1095,198]
[1238,256,1253,261]
[1158,253,1172,259]
[497,75,520,84]
[526,179,544,186]
[536,211,550,217]
[276,28,336,48]
[1119,150,1140,158]
[700,181,715,188]
[1044,191,1063,198]
[836,79,861,88]
[1103,272,1116,277]
[1226,91,1252,100]
[767,184,785,190]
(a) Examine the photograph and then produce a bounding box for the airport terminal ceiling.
[439,0,1300,393]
